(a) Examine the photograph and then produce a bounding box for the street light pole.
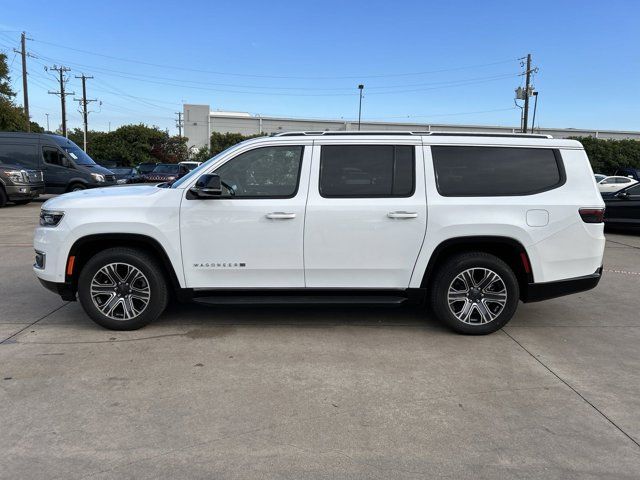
[357,84,364,130]
[531,91,539,133]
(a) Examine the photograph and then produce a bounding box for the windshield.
[153,164,179,174]
[137,164,156,173]
[61,144,97,165]
[171,143,248,188]
[111,168,134,175]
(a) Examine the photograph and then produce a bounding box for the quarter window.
[214,145,303,198]
[431,146,564,196]
[319,145,415,198]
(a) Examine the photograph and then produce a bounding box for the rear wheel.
[77,248,168,330]
[430,252,519,335]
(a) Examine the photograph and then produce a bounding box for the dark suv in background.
[0,160,45,207]
[0,132,116,194]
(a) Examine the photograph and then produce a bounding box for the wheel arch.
[66,233,184,297]
[420,236,534,299]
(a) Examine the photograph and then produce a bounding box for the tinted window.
[214,145,303,198]
[319,145,415,197]
[153,164,179,174]
[615,177,631,184]
[432,146,563,196]
[42,147,68,167]
[0,143,38,168]
[626,184,640,196]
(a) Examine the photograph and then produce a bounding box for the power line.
[31,37,518,79]
[30,49,519,95]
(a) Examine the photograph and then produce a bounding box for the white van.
[34,131,605,334]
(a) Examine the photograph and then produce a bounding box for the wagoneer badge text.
[194,262,246,268]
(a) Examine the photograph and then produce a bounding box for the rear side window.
[320,145,415,197]
[0,143,38,168]
[431,146,564,196]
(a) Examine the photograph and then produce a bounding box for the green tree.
[571,137,640,174]
[209,131,264,155]
[0,52,43,132]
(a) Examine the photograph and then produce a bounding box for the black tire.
[77,247,168,330]
[12,199,32,206]
[68,183,86,192]
[0,187,7,208]
[430,252,519,335]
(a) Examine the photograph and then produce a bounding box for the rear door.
[304,140,427,288]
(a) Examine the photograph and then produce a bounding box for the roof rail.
[274,130,552,139]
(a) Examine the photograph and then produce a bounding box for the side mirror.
[190,173,222,198]
[615,191,630,199]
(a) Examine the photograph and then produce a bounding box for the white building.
[183,103,640,150]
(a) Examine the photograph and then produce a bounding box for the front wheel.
[430,252,520,335]
[77,248,168,330]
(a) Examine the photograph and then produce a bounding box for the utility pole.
[13,32,32,131]
[74,74,96,152]
[47,65,74,137]
[357,84,364,131]
[519,54,539,133]
[175,111,183,137]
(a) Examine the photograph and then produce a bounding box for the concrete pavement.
[1,200,639,479]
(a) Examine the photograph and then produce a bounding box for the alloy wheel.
[447,268,507,324]
[90,262,151,320]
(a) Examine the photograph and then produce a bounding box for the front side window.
[42,147,68,167]
[214,145,303,198]
[319,145,415,198]
[431,146,564,196]
[625,184,640,196]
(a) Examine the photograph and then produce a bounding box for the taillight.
[579,208,605,223]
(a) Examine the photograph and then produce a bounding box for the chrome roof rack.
[274,130,552,139]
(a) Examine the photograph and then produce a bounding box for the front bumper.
[37,278,76,301]
[6,183,45,199]
[522,267,603,302]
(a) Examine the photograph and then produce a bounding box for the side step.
[193,293,410,306]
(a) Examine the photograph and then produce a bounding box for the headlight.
[39,210,65,227]
[91,173,106,182]
[3,169,28,183]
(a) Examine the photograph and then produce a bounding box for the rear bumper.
[522,267,602,303]
[37,278,77,301]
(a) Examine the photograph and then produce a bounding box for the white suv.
[33,132,605,334]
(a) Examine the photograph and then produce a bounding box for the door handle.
[387,211,418,219]
[266,212,296,220]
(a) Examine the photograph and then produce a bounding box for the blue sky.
[0,0,638,134]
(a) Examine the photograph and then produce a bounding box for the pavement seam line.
[607,239,640,250]
[0,303,69,344]
[501,328,640,450]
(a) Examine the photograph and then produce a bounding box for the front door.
[606,183,640,225]
[41,146,71,193]
[180,142,311,289]
[304,142,427,288]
